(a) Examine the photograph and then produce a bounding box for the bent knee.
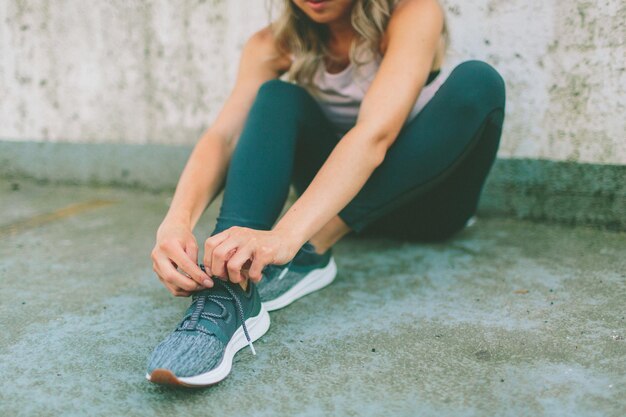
[449,60,506,112]
[256,79,310,103]
[251,79,316,120]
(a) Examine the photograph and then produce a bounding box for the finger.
[203,231,231,276]
[168,283,192,297]
[163,278,192,297]
[156,271,192,297]
[153,252,199,290]
[152,251,195,296]
[241,268,251,282]
[226,243,254,284]
[248,250,272,283]
[169,244,213,288]
[154,239,211,286]
[157,258,203,292]
[241,259,252,281]
[211,238,241,279]
[185,240,199,264]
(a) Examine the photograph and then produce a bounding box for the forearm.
[272,124,388,247]
[164,129,232,229]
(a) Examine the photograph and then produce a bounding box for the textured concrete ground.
[0,178,624,417]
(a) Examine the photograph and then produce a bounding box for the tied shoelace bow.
[178,264,256,355]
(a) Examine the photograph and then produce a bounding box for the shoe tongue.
[189,283,236,316]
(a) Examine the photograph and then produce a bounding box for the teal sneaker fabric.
[257,242,331,302]
[147,275,262,378]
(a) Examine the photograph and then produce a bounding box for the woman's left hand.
[203,226,300,284]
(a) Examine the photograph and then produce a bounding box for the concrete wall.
[0,0,271,146]
[1,0,624,164]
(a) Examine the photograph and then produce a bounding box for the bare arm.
[151,25,289,296]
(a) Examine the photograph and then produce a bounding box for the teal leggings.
[212,60,506,242]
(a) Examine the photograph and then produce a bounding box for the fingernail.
[203,279,213,288]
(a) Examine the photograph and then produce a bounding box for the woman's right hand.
[151,218,213,297]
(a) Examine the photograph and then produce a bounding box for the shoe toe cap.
[147,331,225,378]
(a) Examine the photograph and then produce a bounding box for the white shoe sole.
[146,305,271,387]
[262,256,337,312]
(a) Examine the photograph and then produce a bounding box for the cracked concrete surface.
[0,178,624,416]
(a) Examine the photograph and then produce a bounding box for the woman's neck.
[323,23,356,72]
[325,11,354,44]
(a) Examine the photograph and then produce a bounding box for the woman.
[146,0,506,387]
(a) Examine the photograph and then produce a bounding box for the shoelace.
[179,265,256,355]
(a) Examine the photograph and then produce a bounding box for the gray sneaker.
[258,242,337,311]
[146,268,270,387]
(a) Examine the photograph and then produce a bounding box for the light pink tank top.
[285,47,451,138]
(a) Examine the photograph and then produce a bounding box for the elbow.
[361,132,394,169]
[354,123,399,168]
[346,122,398,169]
[370,139,390,168]
[357,113,402,141]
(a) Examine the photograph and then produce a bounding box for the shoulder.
[246,25,276,50]
[390,0,444,23]
[243,24,292,75]
[379,0,445,55]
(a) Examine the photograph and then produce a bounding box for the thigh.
[291,97,342,196]
[213,79,339,233]
[360,111,504,242]
[338,60,506,233]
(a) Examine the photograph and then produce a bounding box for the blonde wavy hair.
[266,0,448,96]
